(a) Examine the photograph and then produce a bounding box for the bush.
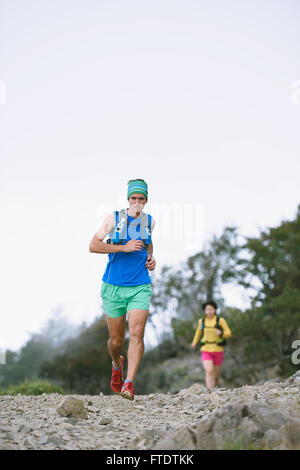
[0,378,64,396]
[172,318,195,345]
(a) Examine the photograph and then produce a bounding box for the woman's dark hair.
[202,300,218,311]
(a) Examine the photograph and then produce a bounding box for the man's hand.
[215,329,222,336]
[122,240,144,252]
[190,343,197,350]
[145,254,156,271]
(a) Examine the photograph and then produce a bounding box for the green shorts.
[101,281,152,318]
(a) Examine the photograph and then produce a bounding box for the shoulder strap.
[118,209,128,241]
[107,211,119,240]
[114,210,120,243]
[140,212,152,243]
[110,209,127,243]
[215,314,224,334]
[199,317,205,343]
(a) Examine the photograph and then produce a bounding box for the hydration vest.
[199,315,227,347]
[106,209,152,247]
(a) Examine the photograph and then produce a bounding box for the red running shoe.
[110,356,124,393]
[120,380,134,401]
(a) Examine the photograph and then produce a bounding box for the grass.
[0,379,64,396]
[223,434,269,450]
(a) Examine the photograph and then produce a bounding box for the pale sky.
[1,0,300,352]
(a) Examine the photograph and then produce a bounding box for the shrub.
[0,378,64,396]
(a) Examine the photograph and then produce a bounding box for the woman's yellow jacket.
[192,314,232,352]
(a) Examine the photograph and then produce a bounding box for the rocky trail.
[0,371,300,450]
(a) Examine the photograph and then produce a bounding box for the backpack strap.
[140,213,152,245]
[215,314,227,346]
[107,209,152,245]
[107,209,128,244]
[106,211,119,244]
[116,209,128,243]
[199,315,227,347]
[215,315,224,335]
[199,317,205,344]
[114,210,120,243]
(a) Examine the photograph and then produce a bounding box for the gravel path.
[0,373,299,450]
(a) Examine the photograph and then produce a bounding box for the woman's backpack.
[199,315,227,347]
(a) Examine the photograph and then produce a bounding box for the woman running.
[191,301,231,391]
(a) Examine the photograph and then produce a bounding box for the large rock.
[177,383,207,396]
[282,418,300,450]
[56,396,88,420]
[284,370,300,386]
[153,428,197,450]
[262,429,282,449]
[154,397,300,450]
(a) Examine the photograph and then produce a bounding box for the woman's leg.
[213,365,221,386]
[202,359,215,390]
[213,352,224,387]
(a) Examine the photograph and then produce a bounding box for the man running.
[89,179,156,401]
[191,301,231,391]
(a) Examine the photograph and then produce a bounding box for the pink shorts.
[201,351,224,366]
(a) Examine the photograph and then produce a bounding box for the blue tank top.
[102,213,152,286]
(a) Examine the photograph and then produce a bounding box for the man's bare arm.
[89,236,127,254]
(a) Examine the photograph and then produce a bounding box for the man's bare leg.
[126,309,149,381]
[105,314,126,368]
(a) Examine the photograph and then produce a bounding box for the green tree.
[150,226,242,344]
[40,315,128,394]
[237,204,300,375]
[0,310,83,389]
